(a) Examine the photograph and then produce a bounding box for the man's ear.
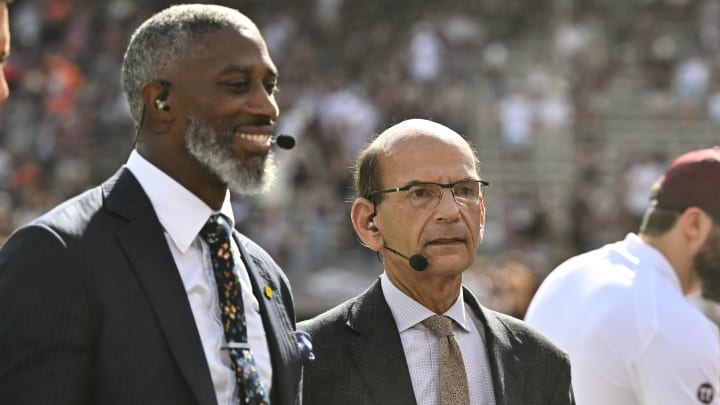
[678,207,714,253]
[137,81,175,140]
[351,198,384,251]
[141,80,173,119]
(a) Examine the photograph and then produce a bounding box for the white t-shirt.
[525,233,720,405]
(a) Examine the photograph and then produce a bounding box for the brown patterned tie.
[423,315,471,405]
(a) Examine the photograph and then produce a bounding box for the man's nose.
[245,83,279,120]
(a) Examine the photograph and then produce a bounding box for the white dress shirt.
[380,273,496,405]
[525,233,720,405]
[126,150,272,405]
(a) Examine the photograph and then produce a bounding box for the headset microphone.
[384,246,429,272]
[271,134,296,150]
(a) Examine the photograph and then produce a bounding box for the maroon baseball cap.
[652,146,720,213]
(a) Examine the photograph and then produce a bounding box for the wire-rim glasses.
[368,179,489,209]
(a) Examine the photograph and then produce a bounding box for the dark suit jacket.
[0,168,303,405]
[299,279,575,405]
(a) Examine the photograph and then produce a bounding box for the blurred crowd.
[2,0,720,318]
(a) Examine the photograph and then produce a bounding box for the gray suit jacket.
[0,168,303,405]
[299,279,574,405]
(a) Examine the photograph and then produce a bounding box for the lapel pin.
[264,285,273,299]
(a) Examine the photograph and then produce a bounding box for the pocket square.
[295,330,315,364]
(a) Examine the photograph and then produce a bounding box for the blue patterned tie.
[200,214,269,405]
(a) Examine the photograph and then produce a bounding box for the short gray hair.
[121,4,258,128]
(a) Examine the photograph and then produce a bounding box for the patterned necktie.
[423,315,471,405]
[199,214,269,405]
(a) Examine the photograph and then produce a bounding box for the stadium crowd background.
[1,0,720,320]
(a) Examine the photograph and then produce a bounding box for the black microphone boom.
[384,246,429,272]
[273,134,296,150]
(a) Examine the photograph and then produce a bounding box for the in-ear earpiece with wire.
[154,98,169,111]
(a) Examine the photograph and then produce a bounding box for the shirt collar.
[622,232,682,291]
[380,272,471,333]
[125,150,235,253]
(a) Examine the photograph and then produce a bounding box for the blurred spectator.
[698,0,720,55]
[407,21,443,82]
[621,151,666,228]
[465,255,540,319]
[316,80,381,157]
[706,78,720,124]
[671,55,710,116]
[567,179,595,254]
[498,91,533,152]
[481,41,509,97]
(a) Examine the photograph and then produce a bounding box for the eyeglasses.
[368,179,489,210]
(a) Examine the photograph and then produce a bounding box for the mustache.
[424,222,472,235]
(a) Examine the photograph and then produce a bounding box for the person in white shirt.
[525,146,720,405]
[0,4,307,405]
[299,118,575,405]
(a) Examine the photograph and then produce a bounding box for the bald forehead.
[374,119,471,153]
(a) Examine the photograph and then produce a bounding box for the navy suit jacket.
[0,168,303,405]
[299,279,575,405]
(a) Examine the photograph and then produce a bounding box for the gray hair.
[121,4,258,128]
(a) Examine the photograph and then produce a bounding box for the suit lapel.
[234,233,299,405]
[464,288,523,405]
[346,280,417,405]
[104,169,217,405]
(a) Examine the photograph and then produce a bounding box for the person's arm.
[632,326,720,405]
[0,225,94,404]
[549,357,576,405]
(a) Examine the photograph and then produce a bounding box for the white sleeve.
[630,322,720,405]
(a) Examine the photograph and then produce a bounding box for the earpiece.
[132,79,171,151]
[368,221,378,231]
[154,79,171,111]
[155,98,169,111]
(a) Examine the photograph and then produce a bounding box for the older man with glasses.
[299,118,575,405]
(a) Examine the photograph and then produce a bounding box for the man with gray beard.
[0,4,307,405]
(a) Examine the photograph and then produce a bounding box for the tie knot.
[422,315,454,337]
[199,214,232,245]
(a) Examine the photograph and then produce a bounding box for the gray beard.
[184,117,276,195]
